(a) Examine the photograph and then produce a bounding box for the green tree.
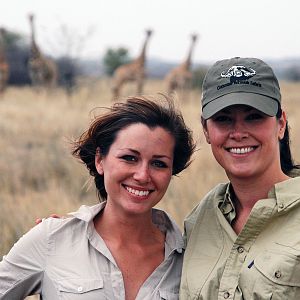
[1,28,25,49]
[103,47,131,76]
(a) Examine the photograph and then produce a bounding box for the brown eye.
[213,115,232,123]
[152,160,167,168]
[246,113,264,121]
[121,155,137,162]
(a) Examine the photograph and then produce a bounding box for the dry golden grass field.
[1,78,300,264]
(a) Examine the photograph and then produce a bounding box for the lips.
[227,146,256,154]
[123,185,152,197]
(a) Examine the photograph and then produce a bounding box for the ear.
[278,110,287,140]
[201,118,211,144]
[95,147,104,175]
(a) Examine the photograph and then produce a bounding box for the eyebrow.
[120,148,172,160]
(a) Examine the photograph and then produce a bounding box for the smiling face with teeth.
[202,105,287,181]
[95,123,175,217]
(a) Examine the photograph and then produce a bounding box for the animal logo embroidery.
[221,65,256,83]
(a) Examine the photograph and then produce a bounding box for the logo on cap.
[221,65,256,83]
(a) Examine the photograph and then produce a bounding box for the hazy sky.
[2,0,300,64]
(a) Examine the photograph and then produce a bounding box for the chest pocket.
[249,247,300,300]
[255,248,300,286]
[57,278,106,299]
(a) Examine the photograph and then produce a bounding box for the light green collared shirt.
[0,203,184,300]
[180,177,300,300]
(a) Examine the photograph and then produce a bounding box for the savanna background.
[1,79,300,259]
[1,2,300,299]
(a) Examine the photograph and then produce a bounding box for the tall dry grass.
[1,79,300,263]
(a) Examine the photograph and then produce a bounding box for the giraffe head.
[28,13,35,23]
[145,29,153,38]
[191,33,198,43]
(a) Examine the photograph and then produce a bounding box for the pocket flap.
[255,249,300,286]
[57,278,104,293]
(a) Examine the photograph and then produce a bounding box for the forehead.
[116,122,171,135]
[113,123,174,148]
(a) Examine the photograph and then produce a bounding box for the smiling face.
[203,105,287,182]
[95,123,175,217]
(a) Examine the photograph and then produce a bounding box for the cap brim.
[202,92,279,120]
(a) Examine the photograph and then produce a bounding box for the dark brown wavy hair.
[72,95,196,201]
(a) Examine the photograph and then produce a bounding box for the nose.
[133,163,151,183]
[229,121,249,141]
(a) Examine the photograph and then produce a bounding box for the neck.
[29,18,40,58]
[136,36,149,64]
[229,170,290,211]
[182,40,196,69]
[0,32,5,60]
[94,203,157,244]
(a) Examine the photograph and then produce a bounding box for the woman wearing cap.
[180,57,300,299]
[0,96,195,299]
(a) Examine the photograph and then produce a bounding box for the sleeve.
[0,221,47,299]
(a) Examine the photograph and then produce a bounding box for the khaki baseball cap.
[201,57,281,119]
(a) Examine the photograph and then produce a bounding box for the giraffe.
[165,34,198,95]
[28,14,58,88]
[0,27,9,93]
[111,29,153,100]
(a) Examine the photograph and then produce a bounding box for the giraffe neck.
[0,30,6,62]
[136,34,150,66]
[182,39,197,70]
[31,41,42,59]
[29,16,42,59]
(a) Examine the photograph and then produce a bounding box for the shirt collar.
[69,202,184,252]
[218,183,236,224]
[218,177,300,218]
[68,202,106,222]
[270,176,300,212]
[152,209,185,253]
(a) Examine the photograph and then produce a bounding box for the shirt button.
[224,291,230,299]
[275,270,282,278]
[279,203,284,209]
[237,246,244,253]
[77,286,83,292]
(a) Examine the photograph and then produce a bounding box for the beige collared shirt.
[180,177,300,300]
[0,203,184,299]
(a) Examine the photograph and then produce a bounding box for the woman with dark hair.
[0,96,195,300]
[180,57,300,299]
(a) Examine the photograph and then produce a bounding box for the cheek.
[157,172,172,191]
[207,129,226,146]
[259,127,279,143]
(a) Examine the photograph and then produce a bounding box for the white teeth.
[229,147,254,154]
[125,186,150,196]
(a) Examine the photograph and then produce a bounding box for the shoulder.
[152,208,182,237]
[185,183,229,224]
[42,215,88,243]
[6,216,82,255]
[43,203,103,237]
[182,183,228,242]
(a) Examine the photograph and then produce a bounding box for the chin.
[226,168,256,179]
